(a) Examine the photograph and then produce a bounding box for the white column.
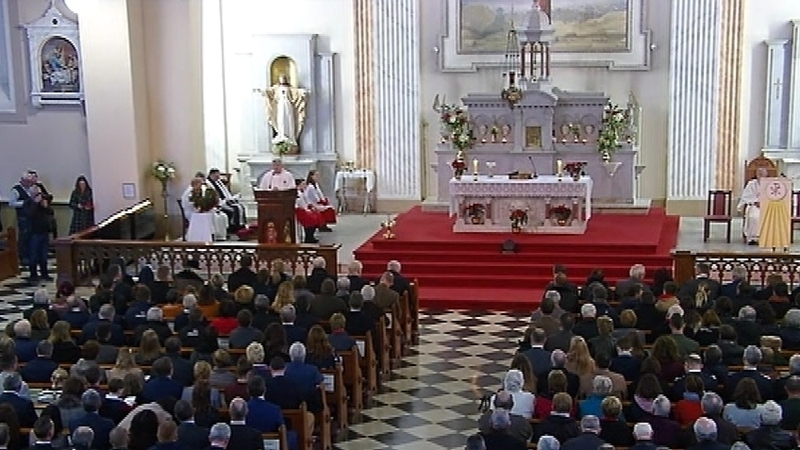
[373,0,421,201]
[667,0,722,199]
[765,39,789,149]
[202,0,227,170]
[788,21,800,148]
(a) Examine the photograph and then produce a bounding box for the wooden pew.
[321,364,348,431]
[377,315,390,374]
[410,280,420,344]
[352,332,378,395]
[262,426,290,450]
[282,402,315,450]
[339,348,364,413]
[389,301,403,363]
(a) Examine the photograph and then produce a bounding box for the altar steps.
[354,206,680,311]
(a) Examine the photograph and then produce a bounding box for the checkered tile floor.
[0,260,528,450]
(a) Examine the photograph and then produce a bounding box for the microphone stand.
[528,156,539,178]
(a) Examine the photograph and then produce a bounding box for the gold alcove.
[269,56,299,86]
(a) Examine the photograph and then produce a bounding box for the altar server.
[208,169,246,232]
[738,167,768,245]
[304,170,336,230]
[295,180,323,244]
[258,158,295,191]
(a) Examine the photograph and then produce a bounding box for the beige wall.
[418,0,672,202]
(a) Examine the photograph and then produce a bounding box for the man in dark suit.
[99,379,132,424]
[12,319,38,362]
[478,391,532,443]
[0,373,36,427]
[479,409,526,450]
[244,377,285,433]
[521,328,552,377]
[228,398,268,450]
[544,313,576,352]
[61,297,91,329]
[280,305,308,345]
[686,393,738,446]
[345,292,378,337]
[688,417,731,450]
[678,263,721,304]
[205,423,233,450]
[252,294,278,331]
[165,337,194,387]
[530,293,562,336]
[532,392,580,443]
[634,291,665,343]
[19,340,58,383]
[386,260,411,296]
[285,342,324,394]
[346,261,368,293]
[142,357,184,402]
[717,325,745,365]
[228,255,258,293]
[745,400,794,450]
[610,335,641,382]
[229,310,264,349]
[733,306,761,346]
[264,357,304,409]
[542,265,579,312]
[309,279,347,320]
[561,415,606,450]
[174,400,209,450]
[725,345,774,400]
[306,257,334,294]
[573,304,599,341]
[616,264,650,296]
[670,354,718,401]
[31,416,57,450]
[537,350,580,398]
[720,265,747,300]
[175,259,204,283]
[124,284,153,330]
[133,307,173,345]
[629,423,658,450]
[69,389,115,450]
[81,304,126,345]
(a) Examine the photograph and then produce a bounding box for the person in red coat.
[304,170,336,229]
[295,180,324,243]
[674,374,705,426]
[210,301,239,336]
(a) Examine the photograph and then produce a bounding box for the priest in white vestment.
[737,167,769,245]
[208,169,246,232]
[258,158,296,191]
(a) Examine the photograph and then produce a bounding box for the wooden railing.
[673,250,800,288]
[0,228,19,282]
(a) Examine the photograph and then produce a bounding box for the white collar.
[230,420,245,425]
[281,322,294,326]
[617,350,632,356]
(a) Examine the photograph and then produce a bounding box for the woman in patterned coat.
[68,175,94,234]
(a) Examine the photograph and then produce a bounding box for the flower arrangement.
[598,102,628,162]
[501,86,523,108]
[451,149,467,180]
[509,209,528,231]
[467,203,486,224]
[189,185,219,213]
[551,204,572,224]
[564,162,587,180]
[273,139,296,156]
[151,161,177,182]
[440,104,473,151]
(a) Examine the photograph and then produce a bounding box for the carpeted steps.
[354,206,680,311]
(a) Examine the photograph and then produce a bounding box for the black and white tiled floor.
[0,261,527,450]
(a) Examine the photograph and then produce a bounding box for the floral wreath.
[189,185,219,213]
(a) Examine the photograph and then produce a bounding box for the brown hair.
[306,325,334,360]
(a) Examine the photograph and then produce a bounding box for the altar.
[450,175,592,234]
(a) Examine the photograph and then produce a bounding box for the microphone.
[527,156,539,178]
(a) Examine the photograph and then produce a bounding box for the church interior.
[3,0,800,449]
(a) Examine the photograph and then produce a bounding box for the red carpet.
[354,206,680,311]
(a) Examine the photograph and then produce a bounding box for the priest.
[258,158,296,191]
[207,169,246,232]
[738,167,768,245]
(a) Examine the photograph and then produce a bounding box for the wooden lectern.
[254,189,297,244]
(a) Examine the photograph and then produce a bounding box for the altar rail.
[673,250,800,288]
[55,200,339,285]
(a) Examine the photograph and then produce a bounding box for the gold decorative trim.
[354,0,375,170]
[715,0,744,192]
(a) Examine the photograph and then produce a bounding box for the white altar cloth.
[449,175,593,234]
[335,170,376,214]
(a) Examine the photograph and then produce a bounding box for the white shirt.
[304,184,327,204]
[259,170,295,191]
[296,190,310,209]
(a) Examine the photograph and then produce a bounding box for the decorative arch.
[269,56,298,86]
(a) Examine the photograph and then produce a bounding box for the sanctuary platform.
[355,206,679,311]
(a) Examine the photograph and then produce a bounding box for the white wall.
[212,0,355,170]
[0,0,89,201]
[740,0,800,162]
[418,0,672,201]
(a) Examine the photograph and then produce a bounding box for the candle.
[473,159,479,173]
[556,159,563,175]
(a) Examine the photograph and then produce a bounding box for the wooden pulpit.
[254,189,297,244]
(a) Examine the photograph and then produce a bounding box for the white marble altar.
[450,175,592,234]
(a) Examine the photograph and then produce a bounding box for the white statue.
[255,74,309,147]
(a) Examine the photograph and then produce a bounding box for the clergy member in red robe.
[296,180,323,244]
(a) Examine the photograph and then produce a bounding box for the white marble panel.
[765,39,790,149]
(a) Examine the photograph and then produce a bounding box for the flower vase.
[511,226,522,234]
[572,174,581,182]
[557,219,567,226]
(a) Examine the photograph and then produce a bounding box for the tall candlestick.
[473,158,479,173]
[520,44,526,77]
[556,159,563,176]
[509,71,516,86]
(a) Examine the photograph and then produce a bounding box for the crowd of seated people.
[0,256,415,450]
[468,263,800,450]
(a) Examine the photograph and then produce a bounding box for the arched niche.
[269,56,298,86]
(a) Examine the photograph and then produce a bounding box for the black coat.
[228,268,258,294]
[532,414,580,444]
[177,422,210,450]
[227,424,264,450]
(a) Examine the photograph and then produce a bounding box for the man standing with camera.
[26,186,53,283]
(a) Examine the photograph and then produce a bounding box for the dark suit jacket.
[562,432,606,450]
[81,318,126,345]
[478,412,531,443]
[717,340,745,366]
[62,309,91,329]
[532,414,580,443]
[610,354,642,381]
[629,442,658,450]
[328,331,357,352]
[245,398,284,432]
[725,368,774,400]
[177,421,210,450]
[544,330,574,352]
[345,310,377,338]
[480,430,527,450]
[228,424,264,450]
[282,324,308,345]
[720,280,742,299]
[229,327,264,349]
[134,321,173,345]
[688,441,734,450]
[99,396,131,424]
[309,294,347,320]
[285,362,323,395]
[14,337,38,362]
[70,412,115,450]
[388,270,411,296]
[347,275,367,293]
[678,276,721,302]
[228,268,258,293]
[265,375,305,409]
[670,370,718,401]
[124,301,151,329]
[745,425,794,450]
[51,341,81,364]
[373,284,399,311]
[521,347,552,377]
[734,320,762,347]
[307,268,333,294]
[573,319,599,341]
[168,354,195,387]
[0,392,37,427]
[19,357,58,383]
[142,376,184,402]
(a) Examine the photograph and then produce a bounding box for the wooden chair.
[792,190,800,243]
[176,199,188,241]
[703,190,733,242]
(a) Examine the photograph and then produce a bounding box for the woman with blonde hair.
[565,336,595,377]
[48,321,81,363]
[182,361,222,408]
[135,330,163,365]
[233,285,255,312]
[271,281,295,313]
[107,348,144,383]
[305,325,338,370]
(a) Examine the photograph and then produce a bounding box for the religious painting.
[459,0,629,53]
[525,126,542,148]
[40,36,79,92]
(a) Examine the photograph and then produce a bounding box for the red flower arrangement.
[551,204,572,223]
[564,162,587,179]
[509,209,528,229]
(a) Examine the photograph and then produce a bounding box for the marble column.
[787,21,800,149]
[667,0,722,201]
[715,0,744,192]
[372,0,421,201]
[354,0,375,170]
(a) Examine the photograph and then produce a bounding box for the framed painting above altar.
[440,0,651,71]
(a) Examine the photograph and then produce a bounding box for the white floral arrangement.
[598,103,628,162]
[151,160,177,182]
[272,138,296,156]
[439,104,473,151]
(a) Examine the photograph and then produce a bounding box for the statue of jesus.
[255,74,309,147]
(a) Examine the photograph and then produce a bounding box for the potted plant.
[467,203,486,224]
[440,103,474,179]
[598,103,627,163]
[564,162,587,181]
[551,204,572,226]
[273,139,297,156]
